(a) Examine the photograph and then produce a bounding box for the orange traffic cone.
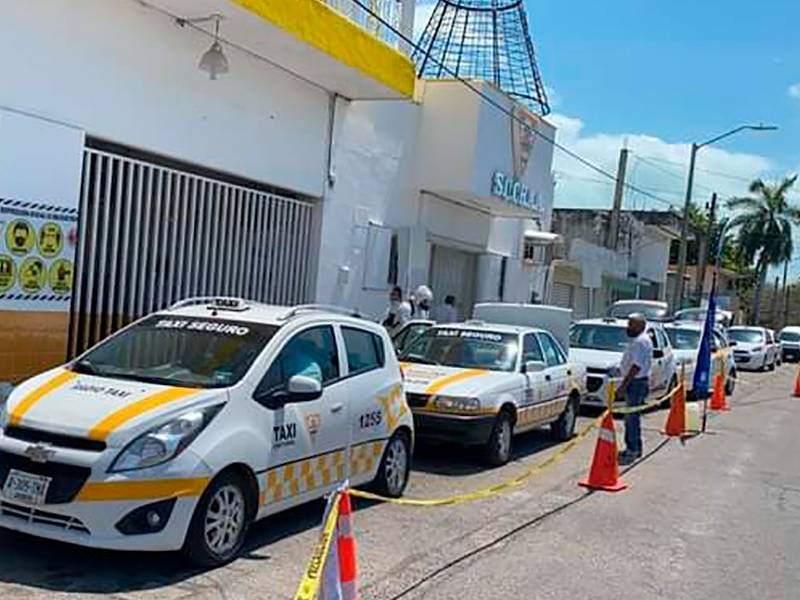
[579,411,628,492]
[337,492,359,600]
[709,373,729,411]
[662,382,686,437]
[793,365,800,397]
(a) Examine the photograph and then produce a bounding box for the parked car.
[778,326,800,362]
[0,298,413,566]
[569,317,678,407]
[728,326,778,371]
[673,307,735,329]
[664,322,737,396]
[767,329,782,367]
[398,317,585,466]
[606,300,669,321]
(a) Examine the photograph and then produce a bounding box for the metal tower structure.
[413,0,550,115]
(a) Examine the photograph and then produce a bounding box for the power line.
[635,154,755,184]
[348,0,680,216]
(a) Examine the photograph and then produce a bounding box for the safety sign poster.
[0,198,78,311]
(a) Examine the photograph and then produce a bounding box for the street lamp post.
[671,124,778,312]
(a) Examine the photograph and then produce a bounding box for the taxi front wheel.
[183,471,254,567]
[484,410,513,467]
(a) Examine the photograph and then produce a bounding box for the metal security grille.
[68,147,316,357]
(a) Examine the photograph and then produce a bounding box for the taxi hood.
[569,347,621,371]
[4,368,224,447]
[401,362,514,397]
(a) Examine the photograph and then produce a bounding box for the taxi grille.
[4,426,106,452]
[0,500,90,534]
[586,376,604,393]
[406,393,430,408]
[0,450,91,504]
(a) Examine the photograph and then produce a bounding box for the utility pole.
[695,192,717,304]
[607,146,629,250]
[770,276,780,328]
[781,259,790,328]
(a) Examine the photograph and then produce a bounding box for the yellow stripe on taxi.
[424,369,487,395]
[8,370,78,427]
[77,478,210,502]
[88,387,198,441]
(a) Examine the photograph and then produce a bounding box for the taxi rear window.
[71,316,279,388]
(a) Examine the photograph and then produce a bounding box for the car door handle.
[567,370,572,376]
[545,375,552,381]
[330,402,344,413]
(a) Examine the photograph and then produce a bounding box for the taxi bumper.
[0,437,212,551]
[412,410,496,445]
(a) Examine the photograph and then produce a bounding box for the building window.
[523,238,537,262]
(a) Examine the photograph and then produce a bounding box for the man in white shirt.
[615,313,652,464]
[382,286,412,332]
[433,295,458,324]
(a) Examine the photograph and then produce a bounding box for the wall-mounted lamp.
[177,13,229,80]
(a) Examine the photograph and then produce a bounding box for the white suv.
[569,318,678,407]
[0,298,413,566]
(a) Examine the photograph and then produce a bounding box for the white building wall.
[1,0,330,197]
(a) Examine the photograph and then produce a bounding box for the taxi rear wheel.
[484,410,513,467]
[183,471,254,567]
[551,396,578,441]
[373,431,411,498]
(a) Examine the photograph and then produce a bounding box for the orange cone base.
[579,478,628,492]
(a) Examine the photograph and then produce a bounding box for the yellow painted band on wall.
[424,369,487,396]
[231,0,415,98]
[88,387,198,441]
[77,478,210,502]
[8,370,78,427]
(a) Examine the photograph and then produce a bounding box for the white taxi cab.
[398,320,585,466]
[569,318,677,407]
[0,298,413,566]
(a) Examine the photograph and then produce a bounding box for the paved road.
[0,367,797,599]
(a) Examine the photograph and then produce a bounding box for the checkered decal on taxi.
[261,440,385,505]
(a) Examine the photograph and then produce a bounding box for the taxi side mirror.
[287,375,323,402]
[729,340,738,347]
[523,360,547,374]
[653,349,664,359]
[254,375,322,410]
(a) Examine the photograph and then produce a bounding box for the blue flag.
[692,291,717,398]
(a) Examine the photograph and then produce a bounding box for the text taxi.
[399,322,586,466]
[0,299,413,566]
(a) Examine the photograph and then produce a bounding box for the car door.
[339,324,397,486]
[521,333,549,406]
[254,324,350,509]
[538,332,570,401]
[648,327,666,392]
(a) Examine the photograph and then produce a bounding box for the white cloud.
[547,112,775,211]
[789,83,800,99]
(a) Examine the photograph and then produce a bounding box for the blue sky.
[415,0,800,272]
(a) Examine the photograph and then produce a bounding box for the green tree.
[726,176,799,324]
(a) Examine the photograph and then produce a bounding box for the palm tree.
[726,175,799,324]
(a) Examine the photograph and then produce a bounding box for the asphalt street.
[0,366,797,599]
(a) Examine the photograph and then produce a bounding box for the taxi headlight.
[109,405,223,473]
[432,396,481,412]
[606,366,622,378]
[751,346,763,353]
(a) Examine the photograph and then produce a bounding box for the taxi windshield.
[728,329,764,344]
[400,328,519,372]
[780,331,800,342]
[569,324,628,352]
[71,316,279,388]
[666,328,701,350]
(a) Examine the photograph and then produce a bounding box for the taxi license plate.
[2,470,51,505]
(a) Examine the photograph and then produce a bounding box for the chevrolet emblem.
[23,443,56,464]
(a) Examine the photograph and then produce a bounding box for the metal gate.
[68,147,317,357]
[429,244,477,320]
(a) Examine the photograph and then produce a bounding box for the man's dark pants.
[624,378,649,456]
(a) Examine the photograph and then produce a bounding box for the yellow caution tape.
[349,415,604,507]
[611,383,682,415]
[293,492,341,600]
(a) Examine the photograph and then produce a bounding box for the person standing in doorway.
[433,295,458,323]
[382,286,412,332]
[412,285,434,320]
[615,313,652,465]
